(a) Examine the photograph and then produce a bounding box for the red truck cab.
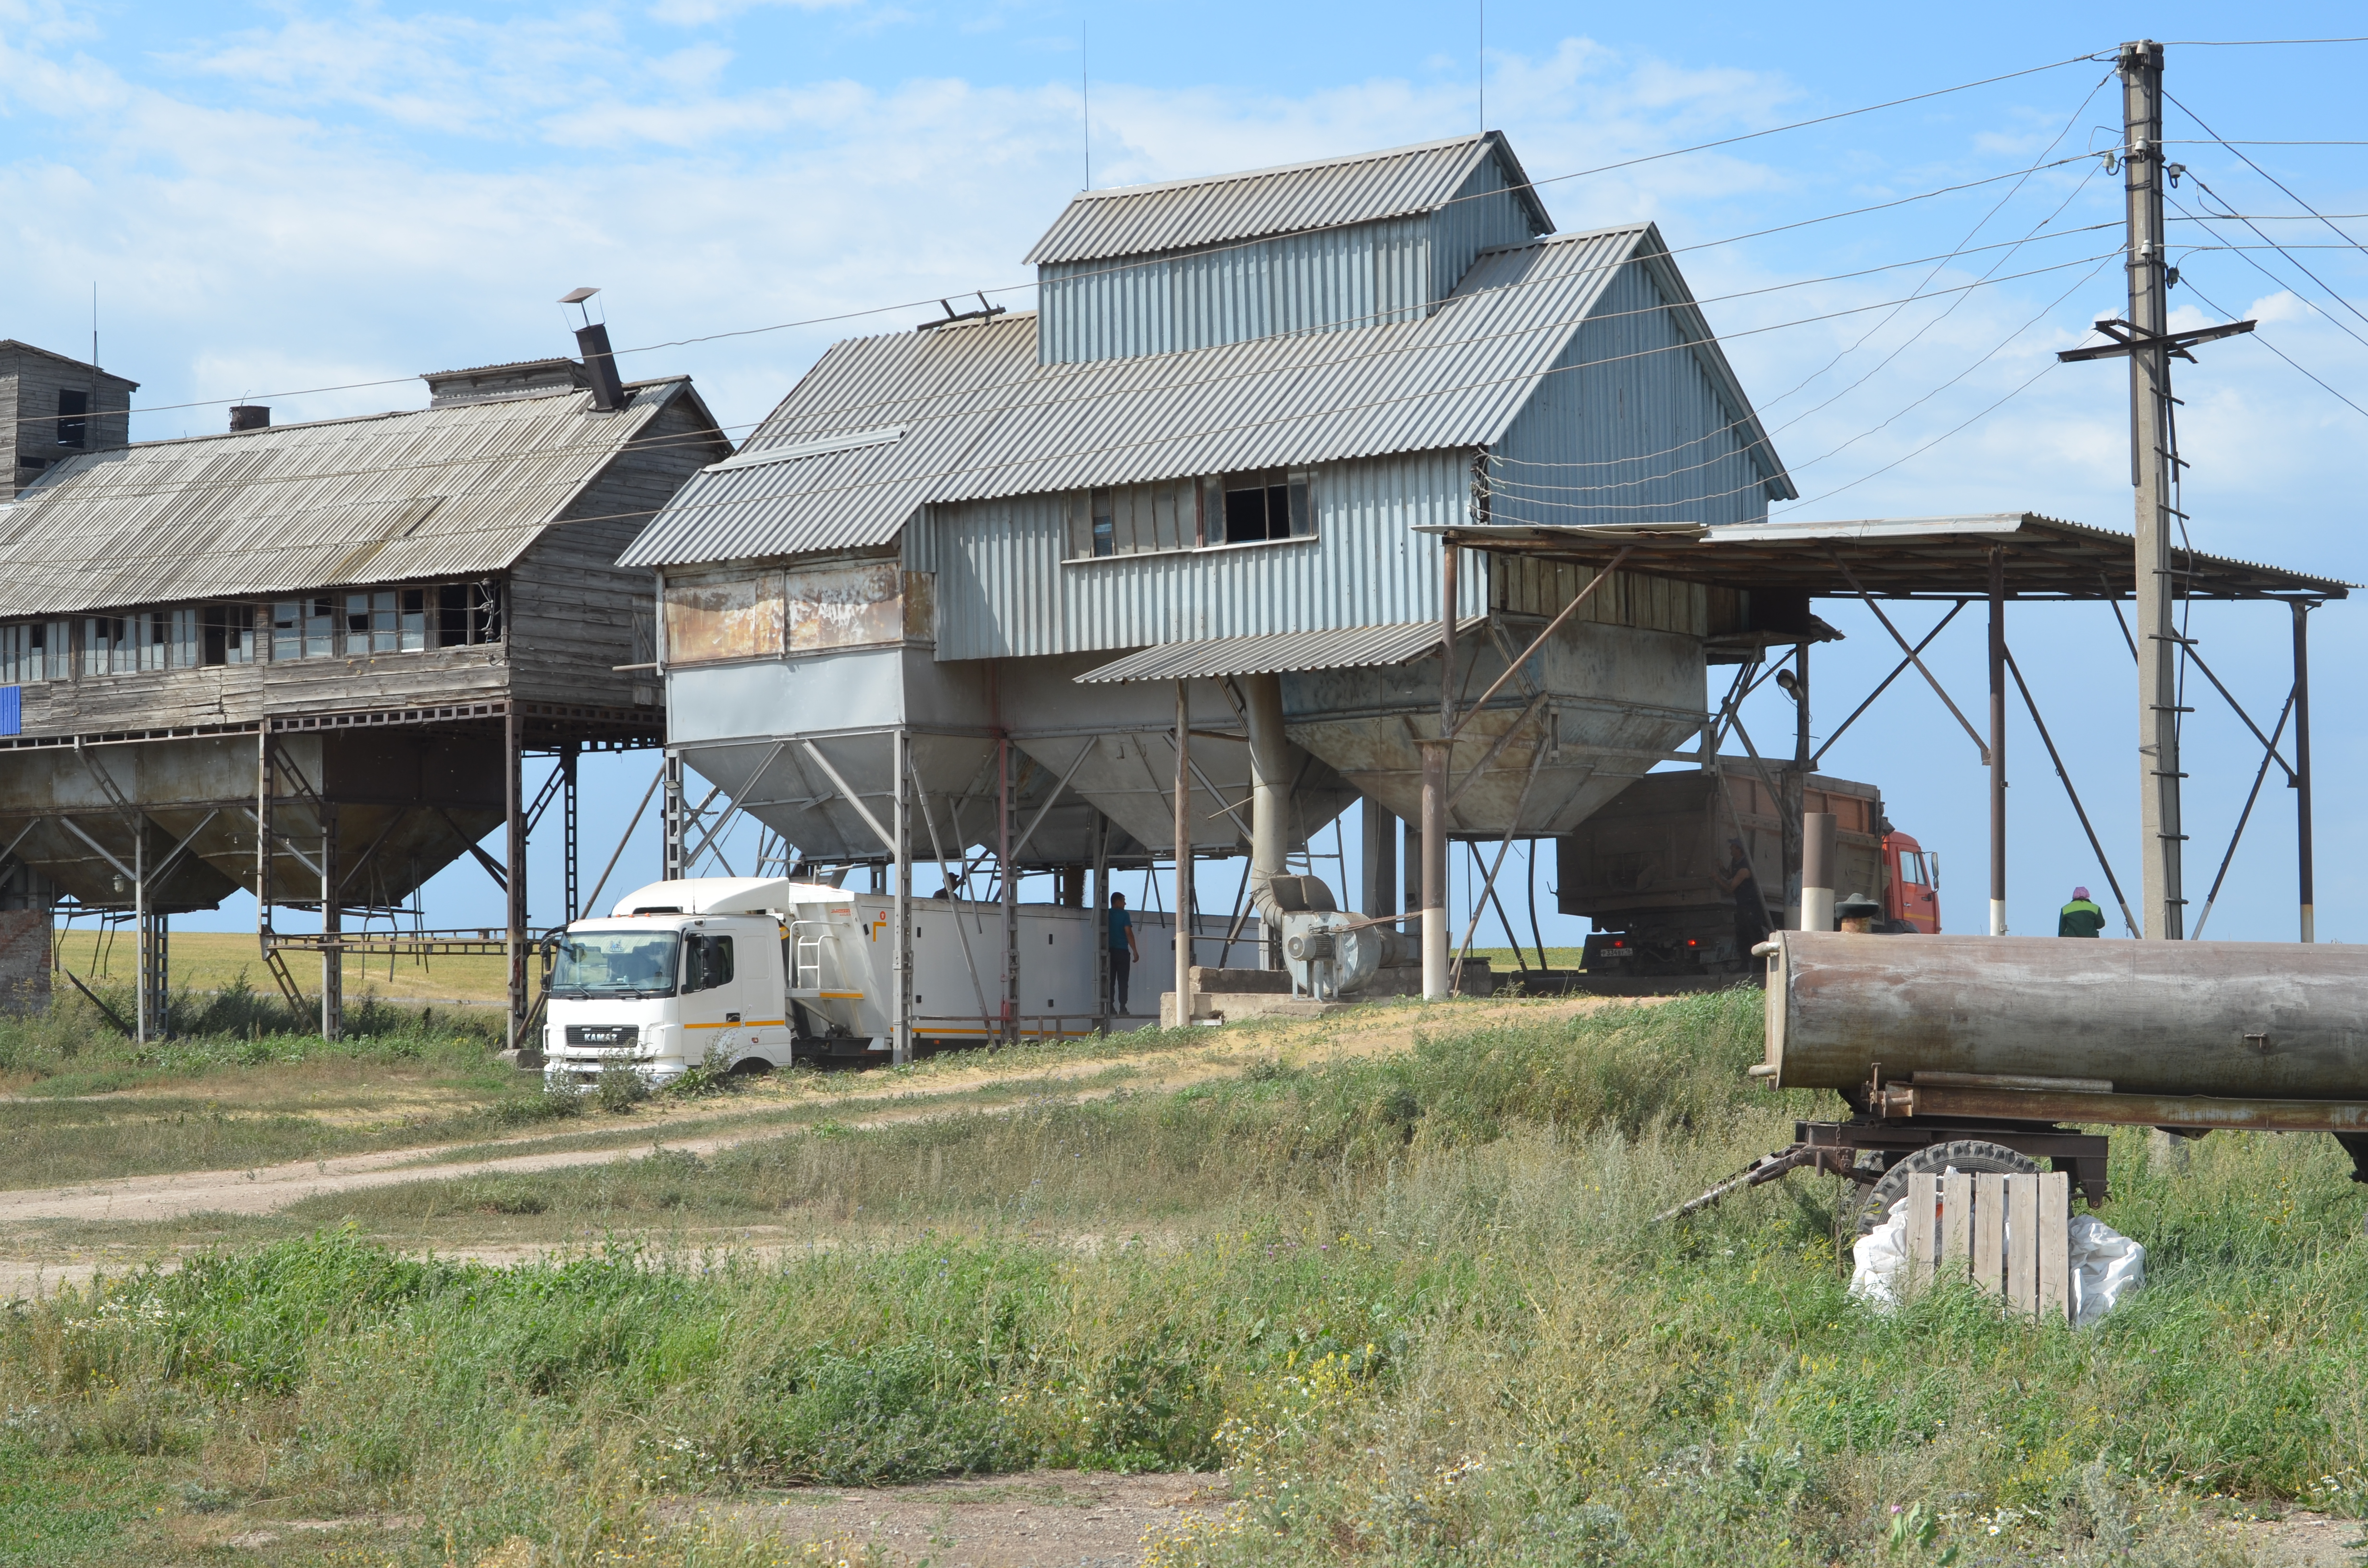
[1884,831,1940,933]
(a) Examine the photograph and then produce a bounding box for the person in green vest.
[2059,886,2106,938]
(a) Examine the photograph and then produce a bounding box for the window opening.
[398,589,429,651]
[203,605,254,666]
[0,621,67,684]
[1218,468,1313,545]
[55,390,88,450]
[345,590,399,654]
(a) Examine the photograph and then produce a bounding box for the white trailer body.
[543,876,1209,1084]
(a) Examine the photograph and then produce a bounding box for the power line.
[0,249,2127,594]
[17,56,2112,431]
[2178,278,2368,424]
[16,247,2121,519]
[2165,88,2368,330]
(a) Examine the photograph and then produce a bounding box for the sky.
[5,0,2365,954]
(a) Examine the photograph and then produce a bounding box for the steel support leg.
[1989,548,2008,935]
[2294,600,2315,943]
[505,706,526,1053]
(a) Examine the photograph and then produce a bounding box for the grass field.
[52,928,526,1009]
[0,989,2358,1566]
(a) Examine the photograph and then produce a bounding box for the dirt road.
[0,992,1630,1296]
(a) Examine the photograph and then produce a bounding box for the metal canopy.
[1417,513,2352,601]
[1075,617,1488,684]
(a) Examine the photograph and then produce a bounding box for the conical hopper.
[0,728,512,912]
[1000,655,1355,857]
[1283,617,1707,837]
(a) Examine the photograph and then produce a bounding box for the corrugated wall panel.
[1041,209,1478,366]
[1487,260,1775,531]
[1430,159,1544,305]
[933,450,1483,661]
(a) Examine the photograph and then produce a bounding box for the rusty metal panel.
[785,560,905,652]
[1766,930,2368,1098]
[1023,133,1549,268]
[664,569,784,665]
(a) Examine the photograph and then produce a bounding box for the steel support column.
[321,802,342,1041]
[1989,547,2008,936]
[2294,600,2315,943]
[1361,799,1397,931]
[1092,809,1110,1033]
[892,728,912,1065]
[562,742,580,925]
[504,705,526,1052]
[1424,540,1458,1001]
[1174,681,1193,1027]
[999,737,1017,1046]
[662,752,685,884]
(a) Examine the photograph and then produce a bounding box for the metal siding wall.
[900,509,937,573]
[933,451,1475,660]
[1040,216,1439,364]
[1428,161,1543,302]
[1489,261,1772,530]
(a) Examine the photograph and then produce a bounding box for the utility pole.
[2060,40,2252,939]
[2123,39,2183,941]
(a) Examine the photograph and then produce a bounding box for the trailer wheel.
[1836,1140,2042,1269]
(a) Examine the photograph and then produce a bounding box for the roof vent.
[561,287,625,413]
[228,405,270,432]
[421,358,592,408]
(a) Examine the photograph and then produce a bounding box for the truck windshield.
[549,931,680,998]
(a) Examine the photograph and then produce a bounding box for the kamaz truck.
[1557,765,1936,977]
[542,876,1198,1084]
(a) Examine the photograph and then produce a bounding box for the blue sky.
[5,0,2364,949]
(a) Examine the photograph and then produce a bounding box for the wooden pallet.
[1901,1169,2070,1323]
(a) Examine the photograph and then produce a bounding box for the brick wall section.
[0,909,51,1016]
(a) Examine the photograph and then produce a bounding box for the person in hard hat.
[1837,893,1884,933]
[1717,838,1770,955]
[2059,886,2106,938]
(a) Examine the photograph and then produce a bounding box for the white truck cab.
[543,875,1193,1086]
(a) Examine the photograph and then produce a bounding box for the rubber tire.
[727,1056,773,1077]
[1837,1139,2042,1265]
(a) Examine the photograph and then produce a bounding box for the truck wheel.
[1836,1139,2042,1269]
[727,1056,772,1077]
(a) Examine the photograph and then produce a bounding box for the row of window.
[1063,468,1315,560]
[0,584,502,685]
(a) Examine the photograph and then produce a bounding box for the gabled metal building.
[625,132,1799,1047]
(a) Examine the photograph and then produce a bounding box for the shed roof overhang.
[1418,513,2351,601]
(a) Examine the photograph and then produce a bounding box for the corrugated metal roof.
[625,223,1789,569]
[1418,513,2355,600]
[0,379,701,618]
[1073,616,1489,683]
[1023,132,1553,267]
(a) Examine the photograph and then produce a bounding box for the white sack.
[1847,1178,2145,1327]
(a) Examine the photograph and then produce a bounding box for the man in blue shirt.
[1108,893,1141,1014]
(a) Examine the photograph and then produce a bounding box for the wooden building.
[3,341,136,501]
[0,347,729,1041]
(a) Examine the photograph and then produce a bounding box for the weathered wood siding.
[3,343,134,500]
[510,390,729,709]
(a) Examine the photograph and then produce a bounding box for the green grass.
[3,989,2354,1564]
